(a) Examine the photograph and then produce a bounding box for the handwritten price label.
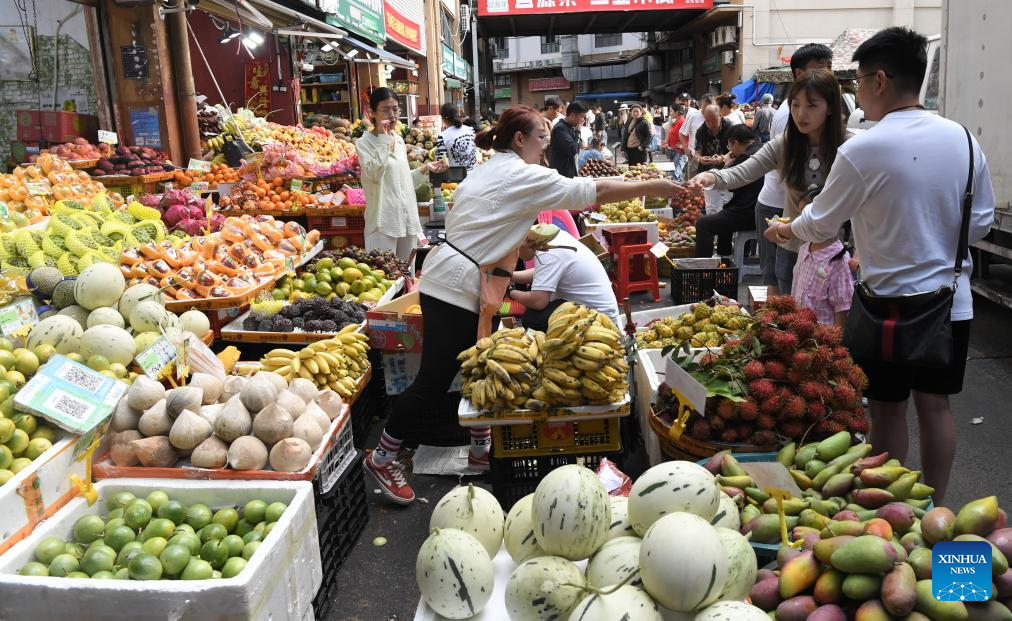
[289,179,304,192]
[136,337,176,380]
[649,241,670,259]
[187,158,212,173]
[97,130,118,145]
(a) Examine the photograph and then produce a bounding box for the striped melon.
[660,606,697,621]
[640,512,729,612]
[714,527,757,602]
[692,601,769,621]
[87,307,126,329]
[429,484,505,558]
[416,528,493,619]
[710,493,741,531]
[628,461,721,536]
[585,536,642,589]
[80,325,136,366]
[606,496,637,542]
[130,300,168,333]
[567,585,662,621]
[504,494,546,564]
[505,556,584,621]
[532,464,611,561]
[27,315,83,354]
[119,284,164,320]
[74,262,125,310]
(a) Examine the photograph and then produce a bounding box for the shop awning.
[730,80,775,105]
[475,0,709,37]
[574,91,639,100]
[343,35,417,70]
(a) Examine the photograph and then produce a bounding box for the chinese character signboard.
[454,54,467,79]
[384,1,422,53]
[529,76,570,91]
[442,44,456,77]
[323,0,386,44]
[245,60,271,115]
[478,0,710,15]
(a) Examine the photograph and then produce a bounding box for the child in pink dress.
[790,194,854,326]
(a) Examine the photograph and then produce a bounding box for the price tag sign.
[649,241,670,259]
[0,202,9,219]
[588,212,607,223]
[97,130,118,145]
[284,256,295,274]
[289,179,304,192]
[0,297,38,337]
[136,337,177,379]
[190,181,210,192]
[330,217,347,228]
[176,337,190,383]
[217,182,234,196]
[26,181,51,196]
[187,158,212,173]
[13,355,127,434]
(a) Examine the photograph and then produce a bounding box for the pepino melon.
[416,528,493,619]
[179,310,210,338]
[639,512,729,612]
[28,315,83,354]
[134,331,161,354]
[714,527,757,602]
[504,494,546,564]
[429,484,505,558]
[74,263,126,310]
[505,556,584,621]
[119,284,164,320]
[628,461,721,536]
[130,300,167,333]
[87,307,126,329]
[711,493,741,531]
[568,585,662,621]
[80,325,136,366]
[585,536,642,589]
[532,464,611,561]
[692,600,769,621]
[606,496,638,541]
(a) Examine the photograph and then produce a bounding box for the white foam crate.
[0,431,89,556]
[634,349,665,467]
[0,479,321,621]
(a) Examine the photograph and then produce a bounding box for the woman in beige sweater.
[689,69,850,293]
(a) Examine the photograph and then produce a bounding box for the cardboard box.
[41,111,99,144]
[365,290,423,353]
[15,110,42,142]
[748,285,768,312]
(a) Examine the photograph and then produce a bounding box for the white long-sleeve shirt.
[790,110,996,321]
[420,151,597,313]
[356,131,427,239]
[756,103,790,209]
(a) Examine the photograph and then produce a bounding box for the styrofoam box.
[0,432,88,555]
[634,349,666,467]
[0,479,321,621]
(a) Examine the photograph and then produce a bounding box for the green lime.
[73,515,105,545]
[264,502,287,523]
[33,536,68,565]
[0,384,9,405]
[242,499,267,524]
[109,363,128,379]
[109,491,136,511]
[25,438,51,460]
[316,271,332,283]
[5,370,26,388]
[168,532,201,556]
[141,536,168,557]
[180,558,213,580]
[65,353,84,364]
[48,553,80,577]
[315,282,333,296]
[212,570,221,579]
[242,530,262,545]
[107,508,124,521]
[105,517,126,531]
[186,503,212,530]
[0,445,11,470]
[263,522,277,537]
[124,500,153,530]
[81,546,116,575]
[9,457,32,473]
[144,491,169,513]
[32,345,55,364]
[128,552,163,580]
[157,499,187,524]
[0,418,13,443]
[0,338,13,352]
[292,278,305,291]
[63,542,85,559]
[173,523,195,536]
[85,354,110,372]
[87,538,107,550]
[271,289,287,301]
[234,519,254,537]
[0,469,12,485]
[104,525,136,552]
[99,370,118,380]
[0,351,14,370]
[220,556,247,579]
[116,541,143,567]
[67,571,90,579]
[199,523,227,543]
[241,540,262,561]
[212,508,239,534]
[19,562,48,576]
[222,534,244,557]
[6,429,29,455]
[143,518,176,542]
[30,425,57,443]
[114,567,130,580]
[159,544,192,576]
[0,397,13,418]
[14,414,37,435]
[13,349,40,376]
[199,539,230,569]
[91,570,116,579]
[316,257,334,270]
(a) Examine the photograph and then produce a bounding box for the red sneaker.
[468,451,490,473]
[364,454,415,505]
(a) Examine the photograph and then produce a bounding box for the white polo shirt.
[531,231,620,325]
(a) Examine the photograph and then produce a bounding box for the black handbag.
[842,127,975,368]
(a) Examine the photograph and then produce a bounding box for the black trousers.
[386,293,480,439]
[520,298,567,333]
[694,208,756,257]
[626,149,648,166]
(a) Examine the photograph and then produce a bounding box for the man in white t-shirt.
[508,227,620,330]
[678,94,709,179]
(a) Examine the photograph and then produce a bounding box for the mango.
[721,486,745,502]
[855,600,896,621]
[823,520,865,538]
[746,486,770,504]
[955,496,1000,537]
[890,540,908,563]
[921,506,957,546]
[810,498,845,518]
[909,482,935,500]
[777,544,803,568]
[814,536,855,565]
[850,452,890,475]
[852,488,896,509]
[915,579,968,621]
[877,502,917,533]
[832,510,861,522]
[790,469,813,490]
[845,442,873,456]
[884,459,902,467]
[863,517,894,540]
[701,450,728,475]
[780,550,820,598]
[719,453,746,477]
[811,463,845,492]
[745,514,798,544]
[995,569,1012,599]
[830,535,899,574]
[718,475,754,489]
[776,595,818,621]
[776,442,796,468]
[805,459,828,479]
[905,614,931,621]
[900,531,924,553]
[793,526,821,544]
[954,533,1008,577]
[860,466,909,487]
[908,547,933,580]
[808,604,846,621]
[906,498,932,511]
[795,444,818,468]
[842,572,882,600]
[885,472,920,501]
[816,431,852,461]
[764,497,807,516]
[821,473,855,498]
[750,577,782,611]
[989,528,1012,561]
[741,504,762,525]
[881,562,917,617]
[799,509,832,530]
[964,601,1012,621]
[813,568,845,604]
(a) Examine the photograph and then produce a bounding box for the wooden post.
[167,10,202,160]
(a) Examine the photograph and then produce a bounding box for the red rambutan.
[689,418,712,440]
[782,314,817,341]
[743,360,766,381]
[832,346,850,360]
[749,431,778,447]
[765,360,788,381]
[737,400,760,421]
[772,330,800,354]
[846,412,870,434]
[783,395,807,419]
[825,419,846,434]
[757,327,778,345]
[700,353,720,367]
[792,351,814,372]
[797,307,819,325]
[848,367,869,391]
[708,415,727,432]
[798,381,822,401]
[813,324,842,347]
[720,428,740,443]
[818,383,835,402]
[833,382,859,409]
[749,379,776,400]
[761,394,785,415]
[737,424,753,440]
[831,359,854,377]
[786,369,805,385]
[766,295,798,314]
[779,420,806,439]
[813,420,832,436]
[807,400,827,420]
[811,346,834,370]
[757,413,777,430]
[717,398,737,420]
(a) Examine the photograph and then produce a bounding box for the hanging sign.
[98,130,118,145]
[244,60,271,116]
[478,0,711,15]
[384,1,422,53]
[323,0,386,45]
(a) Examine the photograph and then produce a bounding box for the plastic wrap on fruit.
[227,244,248,263]
[174,287,196,300]
[130,262,150,278]
[218,256,241,276]
[119,264,133,279]
[139,243,162,260]
[250,233,271,252]
[208,286,230,298]
[120,247,143,265]
[241,253,262,269]
[262,225,283,243]
[221,223,245,243]
[277,239,299,255]
[283,221,304,238]
[226,275,254,290]
[253,263,275,278]
[149,259,172,279]
[174,267,196,287]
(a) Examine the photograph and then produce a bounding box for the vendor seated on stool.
[693,124,764,257]
[509,224,620,331]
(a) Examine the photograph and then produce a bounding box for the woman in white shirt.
[364,105,683,505]
[356,88,447,262]
[717,93,746,125]
[437,103,478,170]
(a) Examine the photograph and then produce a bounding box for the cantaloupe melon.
[75,263,126,310]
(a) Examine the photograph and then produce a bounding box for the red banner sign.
[244,60,271,114]
[529,77,570,91]
[384,2,422,53]
[479,0,710,15]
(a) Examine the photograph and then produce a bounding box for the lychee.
[756,413,777,430]
[749,379,776,400]
[783,395,806,419]
[765,360,788,381]
[743,360,766,381]
[737,400,760,421]
[717,398,737,420]
[749,431,778,447]
[690,418,712,440]
[720,428,739,443]
[792,351,814,371]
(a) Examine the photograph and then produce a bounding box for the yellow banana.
[562,366,583,379]
[313,354,330,375]
[546,341,579,360]
[490,346,528,365]
[457,346,477,362]
[308,341,330,353]
[297,366,316,382]
[316,351,340,368]
[339,324,359,334]
[575,345,609,362]
[304,357,320,375]
[540,378,567,399]
[299,348,315,360]
[572,355,604,372]
[475,337,494,351]
[585,369,615,387]
[290,357,302,373]
[264,356,294,368]
[266,349,296,359]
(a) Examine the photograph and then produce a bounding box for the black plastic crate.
[489,450,624,511]
[669,257,738,304]
[313,450,369,620]
[350,350,386,447]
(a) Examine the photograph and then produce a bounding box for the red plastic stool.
[610,242,660,302]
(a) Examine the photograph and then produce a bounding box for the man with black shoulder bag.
[764,27,996,504]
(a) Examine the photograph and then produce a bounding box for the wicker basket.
[647,404,776,460]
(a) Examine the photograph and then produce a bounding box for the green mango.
[915,580,968,621]
[881,562,917,617]
[953,534,1008,577]
[908,547,933,580]
[830,535,899,574]
[885,472,920,501]
[779,550,820,599]
[855,600,895,621]
[718,475,754,489]
[721,453,747,477]
[964,601,1012,621]
[811,462,844,492]
[799,508,831,530]
[740,504,762,525]
[790,469,813,490]
[820,473,854,498]
[842,572,882,600]
[804,459,828,479]
[746,486,770,504]
[814,536,855,565]
[815,431,852,462]
[795,444,818,468]
[776,442,796,468]
[909,482,935,500]
[954,496,1000,537]
[813,568,845,605]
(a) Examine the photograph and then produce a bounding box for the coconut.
[221,376,246,402]
[269,438,312,472]
[276,390,307,418]
[130,436,178,468]
[228,436,268,470]
[240,381,275,413]
[292,414,324,451]
[110,399,141,432]
[313,390,344,420]
[212,395,252,443]
[126,375,165,411]
[188,373,223,405]
[301,401,332,435]
[190,436,228,469]
[288,378,318,403]
[252,403,293,445]
[137,400,171,437]
[169,410,213,451]
[255,370,288,394]
[110,430,142,466]
[166,386,203,418]
[198,403,224,427]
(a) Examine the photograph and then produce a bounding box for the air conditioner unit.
[719,26,736,45]
[721,51,736,65]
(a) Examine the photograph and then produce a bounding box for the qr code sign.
[57,364,104,394]
[46,392,95,422]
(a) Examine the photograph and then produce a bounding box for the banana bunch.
[259,324,370,397]
[458,327,543,411]
[531,303,629,409]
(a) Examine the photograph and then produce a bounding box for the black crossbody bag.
[842,127,975,368]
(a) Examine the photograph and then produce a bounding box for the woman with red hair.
[364,105,682,505]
